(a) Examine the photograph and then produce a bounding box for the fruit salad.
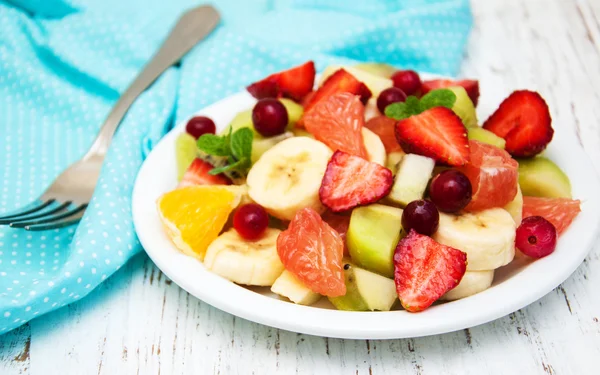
[158,61,581,313]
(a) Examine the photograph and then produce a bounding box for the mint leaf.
[197,134,229,156]
[223,127,233,151]
[230,127,253,161]
[405,96,421,115]
[419,89,456,111]
[385,91,457,121]
[209,157,248,175]
[385,96,422,120]
[385,102,409,120]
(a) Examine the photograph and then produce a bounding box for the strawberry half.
[319,150,393,212]
[394,230,467,312]
[482,90,553,158]
[421,79,480,106]
[395,107,470,166]
[178,158,232,188]
[246,61,316,101]
[300,69,372,126]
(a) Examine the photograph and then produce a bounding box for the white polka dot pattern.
[0,0,472,334]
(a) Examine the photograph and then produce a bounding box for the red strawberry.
[246,61,316,101]
[319,151,393,212]
[246,80,279,100]
[482,90,553,158]
[277,61,316,101]
[394,230,467,312]
[421,79,480,106]
[178,158,231,188]
[300,69,372,126]
[395,107,470,166]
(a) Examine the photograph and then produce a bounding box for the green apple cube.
[387,154,435,207]
[224,109,253,134]
[329,263,397,311]
[518,156,572,198]
[468,127,506,149]
[175,133,198,181]
[447,86,478,128]
[346,204,403,278]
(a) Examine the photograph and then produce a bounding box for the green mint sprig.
[197,127,253,176]
[385,89,457,120]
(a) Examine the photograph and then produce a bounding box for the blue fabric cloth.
[0,0,472,334]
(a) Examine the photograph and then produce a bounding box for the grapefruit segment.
[277,207,346,297]
[365,115,402,153]
[458,140,518,212]
[303,92,368,159]
[522,197,581,235]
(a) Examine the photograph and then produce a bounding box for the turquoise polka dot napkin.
[0,0,472,334]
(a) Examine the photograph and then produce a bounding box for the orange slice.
[157,186,242,260]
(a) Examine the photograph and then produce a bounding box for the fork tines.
[0,200,87,231]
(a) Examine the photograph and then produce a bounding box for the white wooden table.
[2,0,600,373]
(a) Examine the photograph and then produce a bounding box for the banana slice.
[433,208,516,271]
[247,137,333,220]
[440,270,494,301]
[204,228,284,286]
[362,128,386,166]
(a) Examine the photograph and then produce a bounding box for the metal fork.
[0,5,220,231]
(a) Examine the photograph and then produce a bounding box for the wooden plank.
[0,324,30,375]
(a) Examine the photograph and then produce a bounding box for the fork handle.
[84,5,220,159]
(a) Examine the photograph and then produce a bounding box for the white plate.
[132,84,600,339]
